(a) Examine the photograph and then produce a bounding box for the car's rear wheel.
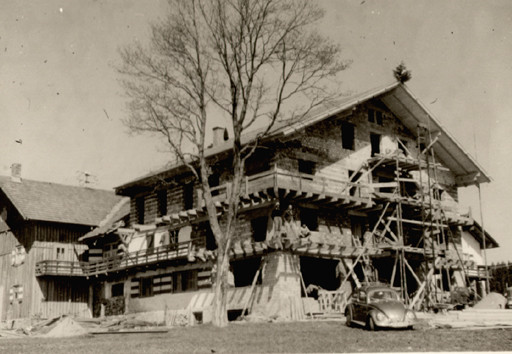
[345,308,353,327]
[366,317,377,331]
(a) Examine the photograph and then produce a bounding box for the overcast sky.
[1,0,511,262]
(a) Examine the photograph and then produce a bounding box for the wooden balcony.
[86,240,205,276]
[207,167,373,208]
[36,240,207,277]
[35,260,87,277]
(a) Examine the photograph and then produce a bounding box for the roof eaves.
[280,81,401,137]
[397,84,491,185]
[0,184,28,221]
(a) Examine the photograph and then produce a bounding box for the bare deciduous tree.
[118,0,349,327]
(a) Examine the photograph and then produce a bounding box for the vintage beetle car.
[345,285,417,330]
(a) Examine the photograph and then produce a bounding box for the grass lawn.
[0,320,511,353]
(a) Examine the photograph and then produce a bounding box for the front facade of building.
[80,82,497,321]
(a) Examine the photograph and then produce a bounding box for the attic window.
[341,123,355,150]
[157,189,167,217]
[368,109,383,125]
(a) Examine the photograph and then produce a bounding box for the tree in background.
[118,0,349,327]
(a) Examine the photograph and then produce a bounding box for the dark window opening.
[375,111,383,125]
[300,208,318,231]
[232,257,262,287]
[228,309,244,321]
[245,157,270,176]
[206,224,217,250]
[183,183,194,210]
[370,133,381,157]
[251,216,268,242]
[398,139,408,155]
[173,270,197,292]
[136,197,145,224]
[208,174,220,196]
[348,170,362,196]
[111,283,124,297]
[140,277,153,298]
[378,176,395,194]
[350,215,368,242]
[146,233,154,252]
[181,270,198,291]
[157,189,167,217]
[368,109,375,123]
[419,142,426,154]
[298,159,316,176]
[341,123,355,150]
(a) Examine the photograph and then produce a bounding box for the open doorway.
[300,257,341,298]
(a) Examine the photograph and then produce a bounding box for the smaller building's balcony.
[466,265,491,279]
[35,260,87,277]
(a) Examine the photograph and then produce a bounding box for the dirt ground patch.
[0,320,511,353]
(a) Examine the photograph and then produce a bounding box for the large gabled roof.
[0,176,124,227]
[116,82,490,192]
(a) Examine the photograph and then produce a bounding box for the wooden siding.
[0,221,91,320]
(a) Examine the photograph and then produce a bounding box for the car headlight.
[376,312,386,322]
[406,311,416,320]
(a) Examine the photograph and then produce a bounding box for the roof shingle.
[0,176,124,226]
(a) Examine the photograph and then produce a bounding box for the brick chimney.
[10,163,21,183]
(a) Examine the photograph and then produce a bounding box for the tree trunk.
[212,239,230,327]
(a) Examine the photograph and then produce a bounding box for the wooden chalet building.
[0,167,126,321]
[81,82,498,322]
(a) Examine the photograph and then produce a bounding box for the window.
[140,277,153,297]
[183,183,194,210]
[375,111,383,125]
[111,283,124,297]
[298,159,316,176]
[9,285,23,303]
[370,133,381,157]
[11,245,26,266]
[368,109,375,123]
[341,123,355,150]
[136,197,145,224]
[132,272,196,298]
[180,270,198,291]
[157,189,167,217]
[368,109,383,125]
[56,247,65,260]
[208,174,220,196]
[398,139,408,155]
[251,216,268,242]
[300,208,318,231]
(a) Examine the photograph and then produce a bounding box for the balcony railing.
[36,240,205,277]
[205,167,372,206]
[35,260,87,277]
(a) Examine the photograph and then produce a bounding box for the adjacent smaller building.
[0,167,126,321]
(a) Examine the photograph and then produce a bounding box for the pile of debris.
[0,313,171,338]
